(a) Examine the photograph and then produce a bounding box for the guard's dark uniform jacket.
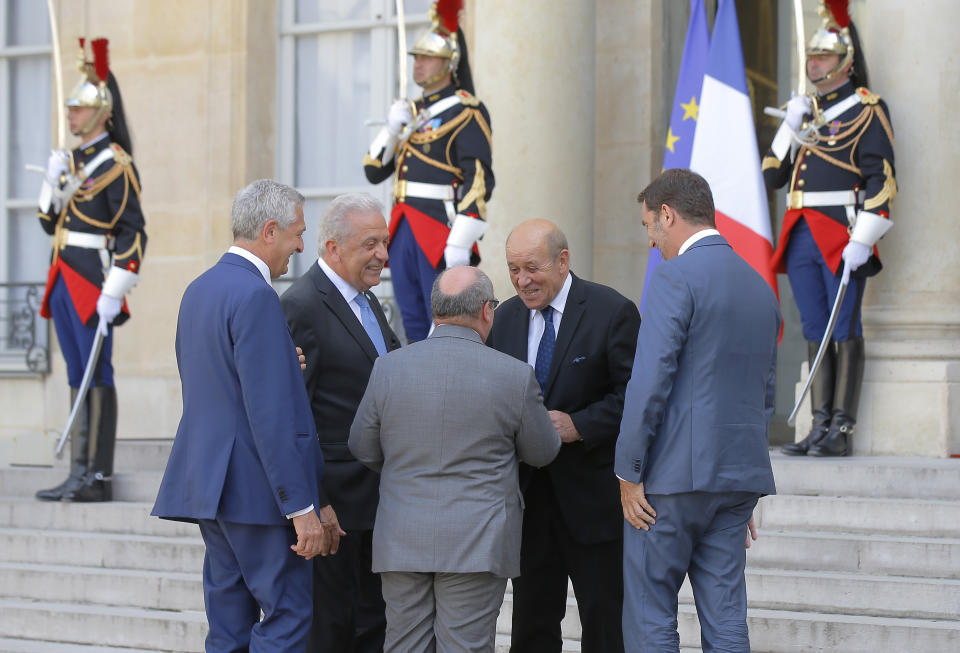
[764,81,896,277]
[363,84,493,267]
[38,136,146,327]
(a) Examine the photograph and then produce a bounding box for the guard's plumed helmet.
[806,0,855,84]
[408,0,462,88]
[66,38,112,135]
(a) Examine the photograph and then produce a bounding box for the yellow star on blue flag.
[681,96,699,121]
[665,128,680,153]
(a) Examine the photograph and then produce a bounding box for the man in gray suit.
[616,169,780,651]
[349,265,561,653]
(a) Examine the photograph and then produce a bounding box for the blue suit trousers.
[199,518,313,653]
[622,491,759,653]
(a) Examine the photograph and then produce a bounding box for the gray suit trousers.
[381,571,507,653]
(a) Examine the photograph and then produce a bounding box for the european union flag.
[640,0,710,312]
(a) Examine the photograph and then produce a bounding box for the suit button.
[800,163,807,171]
[797,179,805,187]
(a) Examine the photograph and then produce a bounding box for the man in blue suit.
[153,180,334,652]
[616,169,779,652]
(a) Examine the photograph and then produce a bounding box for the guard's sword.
[55,317,106,455]
[395,0,409,97]
[787,261,851,426]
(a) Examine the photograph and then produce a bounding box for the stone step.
[769,452,960,500]
[0,637,158,653]
[0,562,204,612]
[0,498,196,537]
[684,568,960,621]
[757,494,960,538]
[499,595,960,651]
[748,529,960,580]
[0,467,162,502]
[0,527,204,572]
[0,598,206,651]
[47,440,173,472]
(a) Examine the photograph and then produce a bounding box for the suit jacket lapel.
[544,273,585,397]
[309,264,380,363]
[499,299,529,363]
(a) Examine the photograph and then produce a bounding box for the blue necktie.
[534,307,555,391]
[354,293,387,356]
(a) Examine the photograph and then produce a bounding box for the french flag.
[689,0,778,294]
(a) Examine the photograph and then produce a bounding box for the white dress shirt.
[677,228,721,257]
[227,246,271,285]
[317,256,365,324]
[526,272,573,368]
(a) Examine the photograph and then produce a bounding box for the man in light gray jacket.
[349,265,560,653]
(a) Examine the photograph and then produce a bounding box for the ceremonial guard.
[363,0,493,342]
[764,1,895,457]
[35,39,146,502]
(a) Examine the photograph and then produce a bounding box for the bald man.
[486,220,641,653]
[350,266,559,652]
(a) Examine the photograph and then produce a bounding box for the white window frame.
[276,0,430,214]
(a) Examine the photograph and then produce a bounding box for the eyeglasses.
[486,299,500,310]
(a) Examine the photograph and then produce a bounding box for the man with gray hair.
[153,179,332,652]
[281,192,401,653]
[349,266,561,653]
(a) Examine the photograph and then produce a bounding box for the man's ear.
[261,219,279,243]
[661,204,676,227]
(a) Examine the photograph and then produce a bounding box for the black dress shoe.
[808,419,854,457]
[63,476,112,502]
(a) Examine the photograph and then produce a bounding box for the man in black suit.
[281,193,401,653]
[487,219,641,653]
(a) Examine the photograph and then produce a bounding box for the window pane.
[294,32,371,188]
[6,0,51,47]
[8,56,52,198]
[8,209,50,283]
[296,0,370,23]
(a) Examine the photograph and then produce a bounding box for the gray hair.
[318,193,385,258]
[231,180,305,241]
[431,268,495,319]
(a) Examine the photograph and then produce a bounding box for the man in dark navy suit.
[486,219,641,653]
[153,180,333,653]
[281,193,402,653]
[617,169,779,651]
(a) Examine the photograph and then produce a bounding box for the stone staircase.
[1,444,958,652]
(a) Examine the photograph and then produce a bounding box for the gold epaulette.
[455,89,480,107]
[110,143,133,167]
[856,87,881,105]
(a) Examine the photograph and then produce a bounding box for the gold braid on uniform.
[864,159,897,211]
[457,161,487,220]
[69,145,140,229]
[800,104,888,176]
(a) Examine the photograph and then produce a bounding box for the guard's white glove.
[443,244,471,269]
[841,240,871,274]
[96,293,123,336]
[46,150,69,186]
[386,100,413,135]
[785,94,812,131]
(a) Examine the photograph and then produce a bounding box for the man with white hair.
[281,193,402,653]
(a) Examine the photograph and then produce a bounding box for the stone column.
[470,1,596,296]
[850,1,960,456]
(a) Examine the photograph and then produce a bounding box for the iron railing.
[0,282,50,375]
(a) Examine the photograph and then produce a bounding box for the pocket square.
[571,355,587,365]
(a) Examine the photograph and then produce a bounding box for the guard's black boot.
[36,388,89,501]
[810,337,864,457]
[782,341,835,456]
[64,386,117,502]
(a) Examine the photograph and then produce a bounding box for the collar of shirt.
[678,229,721,257]
[79,132,109,151]
[227,246,271,285]
[317,256,364,323]
[525,272,573,368]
